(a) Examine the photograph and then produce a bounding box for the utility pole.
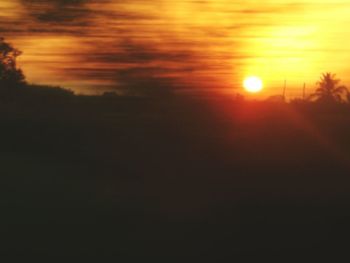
[283,79,287,100]
[302,83,306,100]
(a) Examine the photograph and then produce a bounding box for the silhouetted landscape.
[2,36,350,260]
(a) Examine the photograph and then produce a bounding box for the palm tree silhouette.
[310,72,348,103]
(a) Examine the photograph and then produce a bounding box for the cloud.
[0,0,96,35]
[1,0,329,94]
[19,0,92,24]
[63,39,200,93]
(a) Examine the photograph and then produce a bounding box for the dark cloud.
[0,0,97,35]
[64,39,201,94]
[19,0,92,24]
[4,0,156,36]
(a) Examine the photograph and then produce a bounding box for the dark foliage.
[1,93,350,259]
[0,37,25,88]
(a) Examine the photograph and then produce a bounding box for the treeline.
[1,37,350,105]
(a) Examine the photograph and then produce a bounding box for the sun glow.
[243,76,263,93]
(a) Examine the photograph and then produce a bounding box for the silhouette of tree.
[0,37,25,88]
[310,72,348,103]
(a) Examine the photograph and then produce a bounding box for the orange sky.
[1,0,350,97]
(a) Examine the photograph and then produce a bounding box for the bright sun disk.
[243,76,263,93]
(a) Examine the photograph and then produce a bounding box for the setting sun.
[2,0,350,256]
[243,76,263,93]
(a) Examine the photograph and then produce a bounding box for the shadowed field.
[1,93,350,259]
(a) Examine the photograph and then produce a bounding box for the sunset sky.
[1,0,350,97]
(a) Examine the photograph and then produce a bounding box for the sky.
[1,0,350,97]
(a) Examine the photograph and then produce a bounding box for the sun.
[243,76,263,93]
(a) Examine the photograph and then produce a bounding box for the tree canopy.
[310,72,348,103]
[0,37,25,88]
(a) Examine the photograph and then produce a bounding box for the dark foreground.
[1,93,350,259]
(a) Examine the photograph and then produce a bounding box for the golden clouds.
[1,0,350,96]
